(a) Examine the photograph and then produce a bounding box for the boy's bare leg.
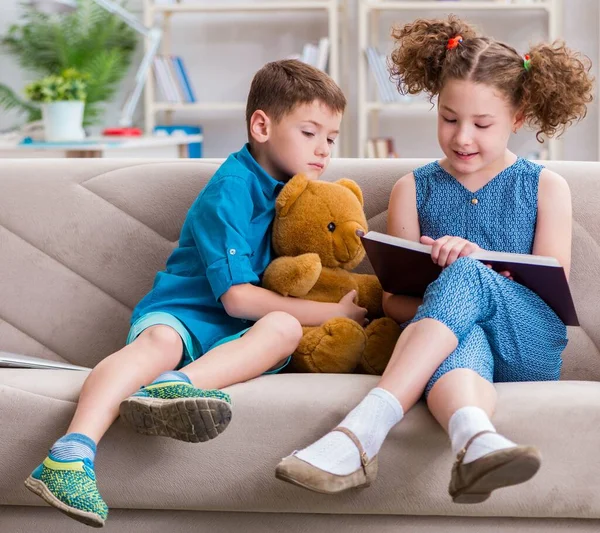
[119,312,302,443]
[182,311,303,389]
[68,326,183,442]
[24,325,183,527]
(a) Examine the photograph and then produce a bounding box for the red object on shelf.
[102,127,143,137]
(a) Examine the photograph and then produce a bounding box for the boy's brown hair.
[389,15,593,141]
[246,59,346,137]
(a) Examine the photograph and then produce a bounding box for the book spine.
[365,46,390,103]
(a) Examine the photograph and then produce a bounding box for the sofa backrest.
[0,158,598,380]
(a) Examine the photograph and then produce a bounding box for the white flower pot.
[42,101,85,142]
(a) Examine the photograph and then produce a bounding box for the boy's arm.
[190,176,261,299]
[532,169,572,280]
[190,176,367,326]
[221,284,366,326]
[383,173,424,322]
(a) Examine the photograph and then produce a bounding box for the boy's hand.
[420,235,481,268]
[337,290,368,326]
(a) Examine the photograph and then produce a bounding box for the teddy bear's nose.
[356,229,365,237]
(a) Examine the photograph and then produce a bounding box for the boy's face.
[250,100,342,181]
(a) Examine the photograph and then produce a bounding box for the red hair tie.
[447,35,463,50]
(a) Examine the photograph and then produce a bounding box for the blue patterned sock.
[150,370,191,385]
[49,433,97,463]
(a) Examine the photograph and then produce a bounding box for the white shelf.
[357,0,564,159]
[363,0,552,11]
[154,102,247,112]
[144,0,342,153]
[152,1,336,13]
[366,101,434,113]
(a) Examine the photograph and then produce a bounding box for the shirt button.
[229,248,236,255]
[471,198,479,205]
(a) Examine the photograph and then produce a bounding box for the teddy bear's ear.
[277,174,310,217]
[336,178,364,207]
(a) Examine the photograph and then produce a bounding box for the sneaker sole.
[119,396,232,443]
[24,476,105,528]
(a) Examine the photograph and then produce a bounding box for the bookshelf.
[143,0,343,145]
[357,0,564,159]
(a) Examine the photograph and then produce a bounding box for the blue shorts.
[127,311,291,373]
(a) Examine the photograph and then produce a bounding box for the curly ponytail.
[388,16,594,140]
[389,15,478,96]
[522,41,593,140]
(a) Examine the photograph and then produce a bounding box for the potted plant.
[0,0,136,128]
[25,69,88,141]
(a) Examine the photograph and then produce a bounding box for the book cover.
[361,231,579,326]
[173,56,197,103]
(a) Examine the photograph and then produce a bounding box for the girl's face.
[437,79,522,177]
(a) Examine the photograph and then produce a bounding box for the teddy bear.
[262,174,401,374]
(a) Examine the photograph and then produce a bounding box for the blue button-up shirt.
[131,144,283,353]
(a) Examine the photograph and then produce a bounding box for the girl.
[275,15,593,503]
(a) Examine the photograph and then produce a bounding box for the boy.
[25,59,366,527]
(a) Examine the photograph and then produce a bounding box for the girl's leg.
[276,257,561,494]
[425,328,518,468]
[428,369,541,504]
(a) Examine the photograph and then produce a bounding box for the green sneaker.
[119,381,232,443]
[24,456,108,528]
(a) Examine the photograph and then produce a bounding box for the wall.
[1,0,598,159]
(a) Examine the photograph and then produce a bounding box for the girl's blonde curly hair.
[389,15,594,141]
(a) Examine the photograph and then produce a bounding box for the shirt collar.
[235,143,283,198]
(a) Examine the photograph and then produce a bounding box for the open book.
[0,352,90,371]
[361,231,579,326]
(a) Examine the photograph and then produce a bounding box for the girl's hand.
[485,265,514,281]
[420,235,481,268]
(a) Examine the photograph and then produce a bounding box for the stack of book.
[289,37,330,72]
[153,55,197,104]
[365,46,430,106]
[366,137,397,158]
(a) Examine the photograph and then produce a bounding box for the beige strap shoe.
[275,426,378,494]
[450,430,542,504]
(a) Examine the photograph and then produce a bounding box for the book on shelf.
[153,55,197,104]
[366,137,397,158]
[289,37,330,72]
[361,231,579,326]
[364,46,432,106]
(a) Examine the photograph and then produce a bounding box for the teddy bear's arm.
[351,273,384,317]
[262,254,323,297]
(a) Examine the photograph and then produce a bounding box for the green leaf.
[0,83,41,122]
[1,0,138,125]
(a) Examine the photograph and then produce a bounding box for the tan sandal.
[450,430,542,504]
[275,427,378,494]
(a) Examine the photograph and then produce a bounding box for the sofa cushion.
[1,370,599,519]
[0,159,599,380]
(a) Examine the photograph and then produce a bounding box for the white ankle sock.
[294,387,404,475]
[448,406,517,464]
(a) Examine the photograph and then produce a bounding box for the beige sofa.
[0,158,599,533]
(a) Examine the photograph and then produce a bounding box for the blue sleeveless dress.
[409,158,568,394]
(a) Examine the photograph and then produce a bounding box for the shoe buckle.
[361,451,368,467]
